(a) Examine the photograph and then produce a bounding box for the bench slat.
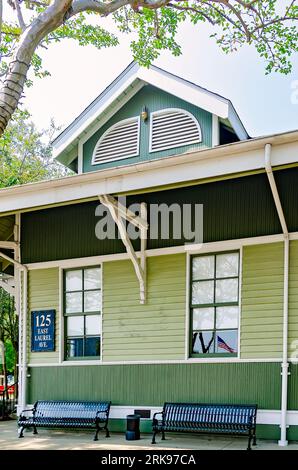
[152,402,257,450]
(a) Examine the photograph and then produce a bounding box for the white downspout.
[265,143,289,447]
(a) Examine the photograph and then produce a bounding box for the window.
[64,267,101,359]
[190,252,239,356]
[150,108,202,153]
[92,117,140,165]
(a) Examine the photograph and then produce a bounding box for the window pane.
[86,315,101,335]
[215,278,238,303]
[192,256,214,281]
[193,308,214,330]
[192,280,214,305]
[84,291,101,312]
[85,337,100,356]
[216,253,239,278]
[67,316,84,336]
[66,270,82,291]
[192,331,214,354]
[67,338,83,358]
[84,268,101,290]
[216,306,239,329]
[66,292,82,313]
[215,330,238,354]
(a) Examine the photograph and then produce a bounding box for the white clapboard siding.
[150,108,202,152]
[92,117,140,165]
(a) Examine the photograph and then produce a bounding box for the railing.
[0,382,18,420]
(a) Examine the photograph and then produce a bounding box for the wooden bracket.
[0,279,15,296]
[99,195,148,304]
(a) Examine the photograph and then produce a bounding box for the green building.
[0,63,298,445]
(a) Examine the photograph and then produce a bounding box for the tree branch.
[14,1,26,32]
[0,0,3,48]
[66,0,130,18]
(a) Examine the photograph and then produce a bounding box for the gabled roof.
[53,62,249,168]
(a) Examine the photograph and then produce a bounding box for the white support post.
[99,195,148,304]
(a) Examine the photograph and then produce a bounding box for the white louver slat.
[92,117,140,165]
[150,109,202,152]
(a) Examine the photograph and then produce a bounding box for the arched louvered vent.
[92,117,140,165]
[150,108,202,152]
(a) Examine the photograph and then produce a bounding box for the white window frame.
[149,108,202,153]
[187,249,241,359]
[59,261,103,364]
[91,116,140,165]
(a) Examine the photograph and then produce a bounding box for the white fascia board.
[228,105,249,140]
[53,65,235,160]
[1,135,298,215]
[53,66,140,159]
[137,67,229,118]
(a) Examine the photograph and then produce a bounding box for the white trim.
[53,64,248,161]
[100,263,104,362]
[80,81,145,147]
[149,108,202,153]
[212,114,219,147]
[238,246,243,359]
[58,267,64,364]
[60,263,103,362]
[185,252,190,360]
[189,249,241,357]
[91,116,140,166]
[2,134,298,215]
[25,232,298,271]
[78,141,83,175]
[27,357,282,367]
[53,64,140,157]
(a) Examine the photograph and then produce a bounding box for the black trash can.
[126,414,141,440]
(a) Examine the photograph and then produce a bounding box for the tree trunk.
[0,0,73,136]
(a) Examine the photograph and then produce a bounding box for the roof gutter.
[1,129,298,216]
[265,143,289,447]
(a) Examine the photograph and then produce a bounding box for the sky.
[5,8,298,138]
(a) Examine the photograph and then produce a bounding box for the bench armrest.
[18,408,35,422]
[96,408,110,420]
[152,411,164,425]
[21,408,34,413]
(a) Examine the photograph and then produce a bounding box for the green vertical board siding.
[21,172,286,264]
[83,85,212,172]
[275,167,298,233]
[241,243,284,359]
[103,254,186,361]
[28,268,60,364]
[289,240,298,357]
[28,362,281,409]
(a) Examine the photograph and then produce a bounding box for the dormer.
[53,63,249,174]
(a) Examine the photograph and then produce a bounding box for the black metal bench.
[152,403,257,450]
[18,400,111,441]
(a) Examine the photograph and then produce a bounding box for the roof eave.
[53,63,249,164]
